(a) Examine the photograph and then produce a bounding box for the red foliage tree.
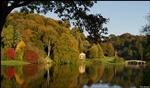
[4,48,16,59]
[23,50,39,63]
[3,67,15,79]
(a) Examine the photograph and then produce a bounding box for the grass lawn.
[100,57,126,65]
[1,60,30,66]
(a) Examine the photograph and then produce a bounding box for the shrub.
[23,50,39,63]
[4,48,16,59]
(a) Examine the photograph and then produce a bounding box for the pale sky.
[12,1,150,36]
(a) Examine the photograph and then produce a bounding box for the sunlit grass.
[1,60,29,66]
[100,56,126,65]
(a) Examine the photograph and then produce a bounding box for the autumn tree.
[53,33,79,64]
[71,27,91,53]
[15,41,26,60]
[1,1,97,35]
[23,50,39,63]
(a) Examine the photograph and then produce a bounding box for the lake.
[1,63,150,88]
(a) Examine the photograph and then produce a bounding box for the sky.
[12,1,150,36]
[42,1,150,36]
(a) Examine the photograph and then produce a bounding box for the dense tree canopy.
[1,1,109,45]
[1,1,94,33]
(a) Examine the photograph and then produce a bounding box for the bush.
[23,50,39,63]
[4,48,16,59]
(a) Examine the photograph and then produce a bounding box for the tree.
[87,44,99,59]
[1,1,97,35]
[53,33,79,64]
[141,13,150,60]
[141,13,150,36]
[83,14,109,44]
[1,25,15,48]
[23,50,39,63]
[138,43,143,60]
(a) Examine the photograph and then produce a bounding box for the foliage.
[84,14,109,44]
[3,67,15,79]
[23,50,39,63]
[96,44,104,58]
[113,57,125,63]
[15,41,26,52]
[71,27,91,54]
[108,33,148,61]
[53,33,79,64]
[23,64,38,76]
[1,25,15,48]
[101,42,114,57]
[4,48,16,59]
[1,1,97,35]
[15,41,26,60]
[87,44,99,59]
[141,14,150,61]
[141,13,150,36]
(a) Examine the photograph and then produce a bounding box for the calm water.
[1,63,150,88]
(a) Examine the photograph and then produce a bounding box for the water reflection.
[1,63,149,88]
[79,64,85,74]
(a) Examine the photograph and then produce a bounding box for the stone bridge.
[125,60,146,65]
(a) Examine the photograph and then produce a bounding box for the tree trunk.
[48,39,51,57]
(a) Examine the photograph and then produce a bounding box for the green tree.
[87,44,99,59]
[138,43,143,60]
[101,42,114,57]
[53,33,79,64]
[71,27,91,53]
[1,25,15,48]
[141,14,150,61]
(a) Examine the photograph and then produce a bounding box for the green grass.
[100,56,126,65]
[1,60,30,66]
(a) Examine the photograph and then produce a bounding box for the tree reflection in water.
[1,63,149,88]
[139,63,150,87]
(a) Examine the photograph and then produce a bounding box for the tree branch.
[9,1,33,9]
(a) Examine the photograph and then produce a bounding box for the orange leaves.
[23,50,39,63]
[23,29,32,43]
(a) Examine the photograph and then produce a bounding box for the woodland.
[1,11,150,64]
